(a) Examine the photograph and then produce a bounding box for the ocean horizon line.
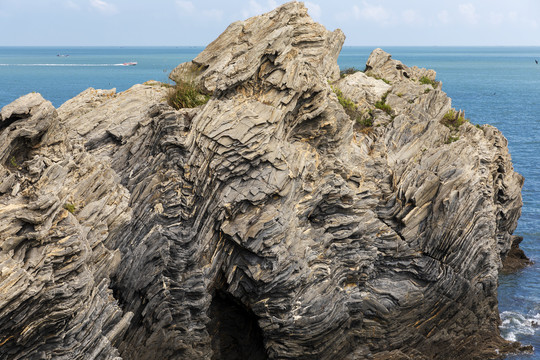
[1,44,540,48]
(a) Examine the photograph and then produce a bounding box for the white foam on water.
[506,331,517,342]
[500,310,540,342]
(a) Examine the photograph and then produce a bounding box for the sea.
[0,46,539,359]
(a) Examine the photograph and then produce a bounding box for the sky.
[0,0,539,46]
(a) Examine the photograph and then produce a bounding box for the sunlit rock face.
[0,2,526,359]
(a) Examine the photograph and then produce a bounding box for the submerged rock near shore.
[0,2,531,359]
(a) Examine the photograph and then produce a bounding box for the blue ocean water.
[0,46,539,359]
[0,46,201,107]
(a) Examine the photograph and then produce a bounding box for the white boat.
[122,62,137,66]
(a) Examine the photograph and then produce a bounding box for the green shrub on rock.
[419,76,438,88]
[374,92,392,115]
[167,80,210,109]
[441,109,468,130]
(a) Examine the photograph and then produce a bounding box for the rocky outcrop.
[501,235,533,274]
[364,47,437,84]
[0,93,132,359]
[0,2,529,359]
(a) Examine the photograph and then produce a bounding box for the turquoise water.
[1,46,539,358]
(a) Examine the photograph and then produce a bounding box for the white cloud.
[458,3,478,25]
[176,0,194,14]
[353,1,389,24]
[89,0,117,15]
[437,10,449,24]
[305,1,321,20]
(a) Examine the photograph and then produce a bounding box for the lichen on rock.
[0,2,530,360]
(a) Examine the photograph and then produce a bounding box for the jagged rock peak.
[170,1,345,93]
[0,2,530,360]
[365,47,437,83]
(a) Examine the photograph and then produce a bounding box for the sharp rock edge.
[0,2,531,359]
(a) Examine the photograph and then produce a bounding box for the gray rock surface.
[0,94,132,359]
[0,2,529,359]
[334,71,391,114]
[364,48,438,87]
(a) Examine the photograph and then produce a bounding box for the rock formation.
[501,235,533,274]
[0,2,531,359]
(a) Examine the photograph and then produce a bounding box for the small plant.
[64,203,76,214]
[9,156,18,168]
[397,93,404,97]
[374,91,392,115]
[375,101,392,114]
[167,80,210,109]
[332,86,374,132]
[332,87,358,117]
[446,135,460,144]
[419,76,437,88]
[357,117,373,128]
[441,109,469,130]
[424,88,431,94]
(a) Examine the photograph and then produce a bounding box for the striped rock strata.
[0,2,529,359]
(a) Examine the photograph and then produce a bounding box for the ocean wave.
[500,310,540,342]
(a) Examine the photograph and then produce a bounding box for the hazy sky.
[1,0,539,46]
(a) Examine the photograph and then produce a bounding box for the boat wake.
[500,310,540,342]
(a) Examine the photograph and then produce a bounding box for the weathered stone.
[501,235,533,273]
[0,94,132,359]
[0,2,528,360]
[170,2,344,93]
[334,71,391,113]
[365,47,438,84]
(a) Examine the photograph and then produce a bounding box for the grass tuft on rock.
[332,86,374,132]
[64,203,76,214]
[419,76,438,88]
[332,87,357,115]
[441,109,469,130]
[167,80,210,109]
[374,91,392,115]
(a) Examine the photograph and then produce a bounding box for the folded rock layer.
[0,2,527,359]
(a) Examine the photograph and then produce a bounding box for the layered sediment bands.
[0,94,132,359]
[0,2,529,359]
